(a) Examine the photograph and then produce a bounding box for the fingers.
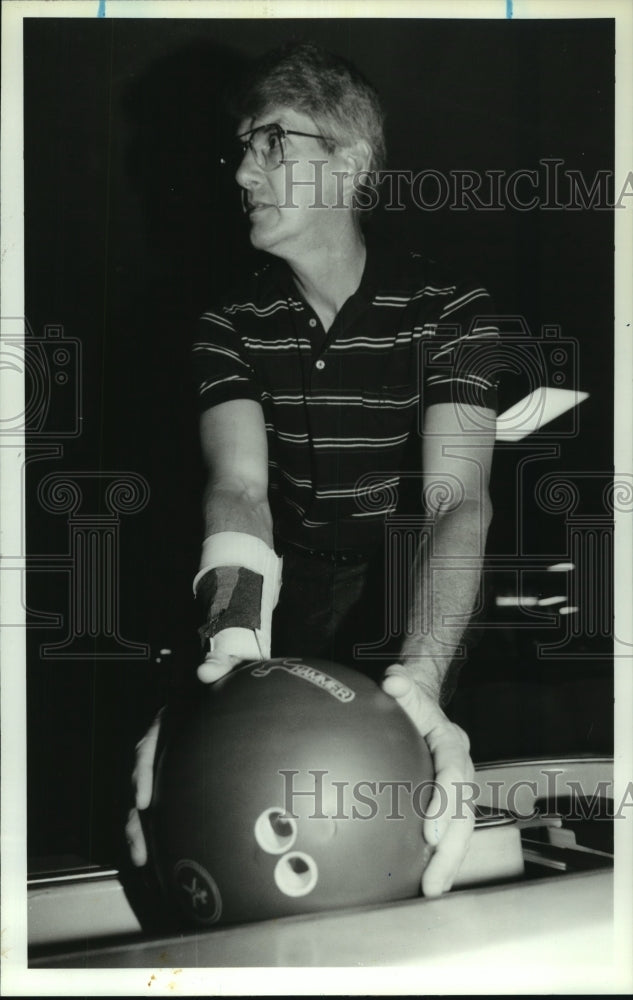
[422,801,475,897]
[128,711,163,866]
[420,743,476,896]
[125,807,148,868]
[197,652,243,684]
[421,726,476,895]
[381,666,441,739]
[132,711,163,810]
[421,721,475,897]
[381,669,436,735]
[381,671,412,700]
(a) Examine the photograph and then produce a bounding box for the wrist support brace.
[193,532,283,660]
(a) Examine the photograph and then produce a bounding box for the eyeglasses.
[220,122,334,173]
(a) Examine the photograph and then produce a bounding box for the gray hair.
[234,41,387,174]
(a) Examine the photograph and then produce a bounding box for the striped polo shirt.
[192,237,500,551]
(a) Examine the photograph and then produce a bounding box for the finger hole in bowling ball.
[254,807,298,854]
[274,852,318,897]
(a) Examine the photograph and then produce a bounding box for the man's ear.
[340,138,373,178]
[336,139,374,206]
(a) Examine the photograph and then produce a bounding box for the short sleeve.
[421,281,501,412]
[192,309,261,413]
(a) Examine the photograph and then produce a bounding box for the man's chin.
[248,231,270,252]
[248,222,282,253]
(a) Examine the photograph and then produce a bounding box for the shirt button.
[315,359,326,370]
[309,318,318,328]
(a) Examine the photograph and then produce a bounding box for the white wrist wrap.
[193,532,283,660]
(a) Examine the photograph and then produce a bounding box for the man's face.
[235,107,352,259]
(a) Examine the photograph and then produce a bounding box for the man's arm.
[399,400,495,694]
[199,398,273,544]
[126,399,274,864]
[382,400,496,896]
[195,398,279,681]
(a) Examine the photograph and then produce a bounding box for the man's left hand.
[382,663,476,898]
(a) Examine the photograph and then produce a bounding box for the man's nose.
[235,146,263,188]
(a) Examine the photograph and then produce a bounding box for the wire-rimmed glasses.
[220,122,334,173]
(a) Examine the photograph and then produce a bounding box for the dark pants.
[271,539,483,703]
[271,543,399,683]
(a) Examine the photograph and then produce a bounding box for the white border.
[2,0,632,995]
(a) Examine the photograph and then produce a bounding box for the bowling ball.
[146,658,434,927]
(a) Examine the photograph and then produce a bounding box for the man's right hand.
[125,651,241,867]
[125,708,163,868]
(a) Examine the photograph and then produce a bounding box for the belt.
[276,538,378,565]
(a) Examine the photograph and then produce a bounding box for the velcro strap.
[193,532,283,660]
[197,566,262,641]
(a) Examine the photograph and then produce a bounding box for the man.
[127,42,499,900]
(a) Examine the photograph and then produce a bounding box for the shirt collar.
[262,233,383,306]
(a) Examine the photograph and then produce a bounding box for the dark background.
[23,17,614,871]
